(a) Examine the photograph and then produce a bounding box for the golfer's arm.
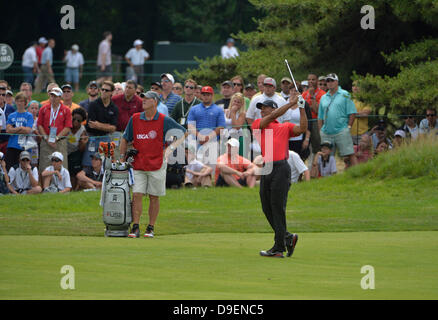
[259,99,297,129]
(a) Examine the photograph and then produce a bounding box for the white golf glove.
[297,95,305,109]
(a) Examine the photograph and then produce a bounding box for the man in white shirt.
[97,31,113,85]
[287,150,310,183]
[221,38,239,59]
[42,151,72,193]
[7,151,42,194]
[22,42,39,84]
[63,44,84,92]
[125,39,150,86]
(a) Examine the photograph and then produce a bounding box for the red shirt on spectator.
[112,93,143,132]
[36,46,44,64]
[302,88,326,119]
[37,103,73,135]
[252,118,297,162]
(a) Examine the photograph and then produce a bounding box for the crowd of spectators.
[0,35,437,196]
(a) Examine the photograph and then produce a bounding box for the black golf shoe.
[259,249,284,258]
[286,233,298,257]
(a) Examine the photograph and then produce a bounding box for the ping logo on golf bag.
[111,194,120,203]
[106,211,122,219]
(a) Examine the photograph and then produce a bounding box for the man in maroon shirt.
[252,91,307,258]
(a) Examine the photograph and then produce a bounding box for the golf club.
[284,59,299,92]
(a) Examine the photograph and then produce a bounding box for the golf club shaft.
[284,59,299,92]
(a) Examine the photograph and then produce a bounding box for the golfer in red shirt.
[252,91,307,258]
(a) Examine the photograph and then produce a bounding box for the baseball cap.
[263,77,277,88]
[133,39,143,46]
[394,130,406,138]
[150,81,163,89]
[20,151,31,161]
[281,77,292,84]
[221,80,233,87]
[88,81,98,88]
[139,91,160,101]
[245,83,255,90]
[227,138,240,148]
[0,152,4,160]
[61,84,72,91]
[49,87,63,97]
[318,76,326,81]
[256,100,278,109]
[38,37,48,44]
[326,73,339,81]
[321,141,333,149]
[71,44,79,51]
[90,152,102,160]
[6,90,13,96]
[227,38,235,43]
[201,86,214,95]
[161,73,175,84]
[301,80,309,86]
[49,151,63,162]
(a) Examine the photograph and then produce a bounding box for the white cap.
[394,130,406,138]
[49,151,64,162]
[326,73,339,81]
[133,39,143,47]
[38,37,48,44]
[301,80,309,86]
[227,138,240,148]
[49,87,63,97]
[263,77,277,88]
[71,44,79,51]
[161,73,175,84]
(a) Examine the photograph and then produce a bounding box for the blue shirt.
[41,47,53,66]
[123,111,186,146]
[318,86,357,135]
[160,92,182,115]
[157,102,169,117]
[187,103,226,134]
[6,111,34,150]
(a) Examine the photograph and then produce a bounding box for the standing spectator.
[231,75,251,110]
[224,93,247,156]
[114,83,124,96]
[318,73,358,167]
[36,37,48,66]
[351,80,372,144]
[254,74,267,98]
[27,101,40,167]
[170,79,201,128]
[7,151,42,195]
[419,108,438,136]
[215,138,257,188]
[287,150,310,183]
[5,90,14,106]
[183,147,213,187]
[301,81,308,91]
[37,87,72,173]
[76,152,104,190]
[318,76,328,92]
[160,73,182,115]
[172,82,183,96]
[112,80,143,133]
[119,90,187,238]
[194,85,202,100]
[97,31,113,85]
[215,80,234,110]
[280,77,292,100]
[35,39,56,93]
[125,39,150,86]
[39,82,60,106]
[20,83,33,105]
[150,81,163,95]
[221,38,239,59]
[67,108,88,188]
[4,92,34,171]
[310,141,337,178]
[0,151,10,195]
[83,81,118,168]
[63,44,84,92]
[0,85,15,153]
[244,83,257,100]
[187,86,226,165]
[399,115,419,140]
[79,81,100,113]
[41,151,72,193]
[22,42,39,84]
[61,84,81,112]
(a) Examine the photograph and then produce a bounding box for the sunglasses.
[185,85,195,89]
[233,83,243,87]
[426,114,436,117]
[101,88,112,92]
[162,80,171,83]
[136,91,142,95]
[51,158,62,162]
[21,158,30,162]
[326,79,335,82]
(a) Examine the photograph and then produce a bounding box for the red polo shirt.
[112,93,143,132]
[302,88,326,119]
[37,103,72,135]
[252,119,297,162]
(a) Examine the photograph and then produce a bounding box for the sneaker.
[144,225,155,238]
[286,234,299,257]
[128,224,140,238]
[259,249,284,258]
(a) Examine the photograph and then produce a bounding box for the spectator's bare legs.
[132,193,143,225]
[245,174,257,188]
[27,186,43,194]
[148,195,160,226]
[346,153,358,167]
[217,164,243,188]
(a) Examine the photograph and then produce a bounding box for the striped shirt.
[160,92,182,115]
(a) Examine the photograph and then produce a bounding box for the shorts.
[320,127,354,157]
[65,67,80,83]
[97,65,113,78]
[133,161,167,196]
[215,174,247,187]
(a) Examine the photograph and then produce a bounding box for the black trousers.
[259,160,292,252]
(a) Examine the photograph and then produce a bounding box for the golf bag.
[100,142,136,237]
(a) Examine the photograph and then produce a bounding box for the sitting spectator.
[67,108,88,188]
[311,141,337,178]
[76,152,103,190]
[399,115,419,140]
[393,130,406,148]
[374,140,389,156]
[5,92,34,171]
[354,134,373,164]
[166,148,186,189]
[0,151,11,195]
[370,119,393,150]
[41,151,72,193]
[419,108,437,136]
[215,138,256,188]
[287,150,310,183]
[184,147,213,187]
[7,151,42,195]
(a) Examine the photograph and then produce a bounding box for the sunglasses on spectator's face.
[101,88,112,92]
[51,158,61,162]
[185,85,195,89]
[233,83,243,87]
[426,114,436,117]
[326,79,335,82]
[136,91,142,95]
[162,80,171,83]
[0,93,6,97]
[173,86,182,90]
